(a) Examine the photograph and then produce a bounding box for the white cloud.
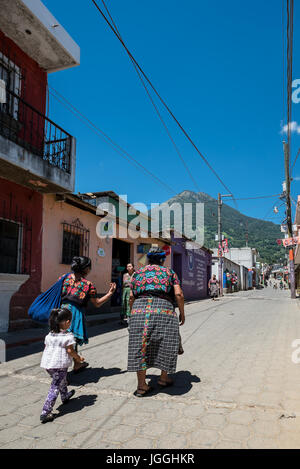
[281,121,300,134]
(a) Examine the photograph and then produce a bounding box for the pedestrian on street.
[40,308,84,423]
[127,247,185,397]
[120,262,135,326]
[60,256,116,372]
[208,274,219,300]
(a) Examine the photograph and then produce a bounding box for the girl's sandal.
[73,362,89,374]
[133,386,154,397]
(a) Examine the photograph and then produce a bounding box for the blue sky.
[43,0,300,222]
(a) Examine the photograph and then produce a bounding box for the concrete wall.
[0,1,80,73]
[227,248,256,270]
[0,178,43,330]
[0,136,76,193]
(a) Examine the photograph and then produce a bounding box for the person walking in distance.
[208,274,219,300]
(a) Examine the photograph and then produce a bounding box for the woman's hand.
[108,282,116,296]
[179,312,185,326]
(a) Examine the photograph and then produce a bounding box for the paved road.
[1,288,300,449]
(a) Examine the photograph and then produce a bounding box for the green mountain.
[162,190,285,265]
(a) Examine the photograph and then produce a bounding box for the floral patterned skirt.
[127,296,180,373]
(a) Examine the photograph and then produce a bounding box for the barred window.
[0,194,32,274]
[61,219,90,265]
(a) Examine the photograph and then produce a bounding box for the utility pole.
[283,141,296,299]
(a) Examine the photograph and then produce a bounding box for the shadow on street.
[68,366,127,386]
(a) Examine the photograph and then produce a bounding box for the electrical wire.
[100,0,201,193]
[91,0,237,205]
[48,88,176,195]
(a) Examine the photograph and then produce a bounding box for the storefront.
[171,232,212,301]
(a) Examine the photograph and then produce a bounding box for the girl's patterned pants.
[41,368,72,416]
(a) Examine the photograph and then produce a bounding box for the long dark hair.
[49,308,72,333]
[71,256,92,274]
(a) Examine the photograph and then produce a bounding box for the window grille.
[0,193,32,274]
[61,219,90,265]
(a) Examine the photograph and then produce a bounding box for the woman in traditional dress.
[61,256,116,372]
[121,262,135,326]
[128,247,185,397]
[208,274,219,300]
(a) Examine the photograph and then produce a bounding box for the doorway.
[173,253,182,283]
[111,239,132,307]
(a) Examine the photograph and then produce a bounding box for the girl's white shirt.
[40,331,75,369]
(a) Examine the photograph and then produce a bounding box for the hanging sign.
[162,245,171,256]
[281,237,300,247]
[97,248,105,257]
[222,238,229,253]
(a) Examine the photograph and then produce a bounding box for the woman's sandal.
[73,362,89,374]
[133,386,154,397]
[158,379,174,388]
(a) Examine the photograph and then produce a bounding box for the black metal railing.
[0,87,72,173]
[61,219,90,265]
[0,193,32,275]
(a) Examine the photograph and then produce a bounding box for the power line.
[231,194,281,201]
[291,148,300,175]
[91,0,236,204]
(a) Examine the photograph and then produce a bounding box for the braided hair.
[71,256,92,274]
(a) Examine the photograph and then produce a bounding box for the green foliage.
[165,191,285,264]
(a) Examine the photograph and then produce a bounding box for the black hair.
[127,262,134,268]
[147,247,166,266]
[71,256,92,274]
[49,308,72,333]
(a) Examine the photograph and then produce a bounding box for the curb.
[4,315,121,350]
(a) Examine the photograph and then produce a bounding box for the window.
[0,219,21,273]
[0,52,21,119]
[61,219,90,265]
[0,194,32,275]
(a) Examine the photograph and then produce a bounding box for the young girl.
[40,308,85,423]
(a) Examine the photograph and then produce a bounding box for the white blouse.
[40,331,76,370]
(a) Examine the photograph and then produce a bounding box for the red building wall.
[0,178,43,329]
[0,30,47,114]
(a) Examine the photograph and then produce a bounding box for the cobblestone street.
[1,288,300,449]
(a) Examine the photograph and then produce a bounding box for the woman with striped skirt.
[128,247,185,397]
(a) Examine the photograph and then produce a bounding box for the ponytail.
[49,308,72,333]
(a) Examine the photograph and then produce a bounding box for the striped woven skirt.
[127,296,180,373]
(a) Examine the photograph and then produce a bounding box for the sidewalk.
[0,294,224,349]
[0,312,121,349]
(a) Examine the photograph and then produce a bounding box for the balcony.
[0,0,80,73]
[0,88,76,193]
